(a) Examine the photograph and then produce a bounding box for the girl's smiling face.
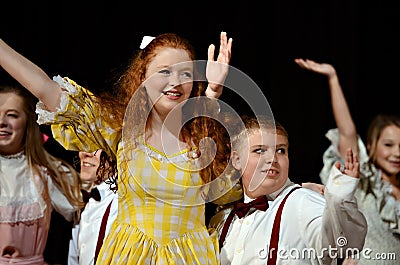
[144,47,194,118]
[0,93,27,155]
[374,125,400,178]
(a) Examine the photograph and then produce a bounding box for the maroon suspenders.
[94,201,112,264]
[267,186,301,265]
[219,186,301,265]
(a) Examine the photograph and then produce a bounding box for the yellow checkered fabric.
[38,77,220,264]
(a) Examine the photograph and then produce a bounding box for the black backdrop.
[1,0,399,184]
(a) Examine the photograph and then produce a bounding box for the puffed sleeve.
[321,128,400,235]
[36,75,120,158]
[320,128,369,184]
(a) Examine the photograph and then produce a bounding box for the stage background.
[1,0,398,184]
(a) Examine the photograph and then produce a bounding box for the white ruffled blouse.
[320,128,400,264]
[0,151,76,264]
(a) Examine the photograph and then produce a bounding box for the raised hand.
[205,32,232,98]
[335,148,360,179]
[294,58,336,79]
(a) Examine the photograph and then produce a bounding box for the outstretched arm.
[205,32,232,99]
[294,58,358,160]
[0,38,62,111]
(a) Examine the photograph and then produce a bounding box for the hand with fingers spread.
[0,33,234,264]
[212,115,367,265]
[205,31,233,98]
[335,148,360,179]
[296,56,400,264]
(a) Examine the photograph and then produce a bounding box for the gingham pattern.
[38,77,220,264]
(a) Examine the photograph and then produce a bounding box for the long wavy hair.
[98,33,230,184]
[0,84,85,223]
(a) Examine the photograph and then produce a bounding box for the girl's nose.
[168,73,181,87]
[79,151,92,160]
[0,116,7,127]
[394,145,400,157]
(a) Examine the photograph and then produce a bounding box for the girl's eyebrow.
[249,144,268,150]
[6,109,21,113]
[276,143,288,148]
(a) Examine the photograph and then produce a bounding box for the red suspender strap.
[267,186,301,265]
[219,208,237,250]
[94,201,112,264]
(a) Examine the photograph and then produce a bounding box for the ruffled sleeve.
[379,180,400,234]
[320,128,400,235]
[36,76,120,158]
[320,128,369,184]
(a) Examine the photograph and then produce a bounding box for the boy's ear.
[231,151,241,171]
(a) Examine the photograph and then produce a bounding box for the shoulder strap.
[219,208,237,250]
[94,200,113,264]
[267,186,301,265]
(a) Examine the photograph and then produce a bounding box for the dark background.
[1,1,398,264]
[2,1,398,184]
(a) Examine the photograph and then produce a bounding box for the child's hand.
[205,32,232,99]
[294,58,336,79]
[335,148,360,179]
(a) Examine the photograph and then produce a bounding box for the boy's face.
[232,128,289,198]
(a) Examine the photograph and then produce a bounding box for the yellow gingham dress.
[36,76,220,265]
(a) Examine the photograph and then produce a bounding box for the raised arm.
[294,58,358,159]
[205,32,232,99]
[0,38,62,111]
[320,147,366,259]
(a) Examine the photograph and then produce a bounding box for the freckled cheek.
[182,82,193,97]
[146,78,168,93]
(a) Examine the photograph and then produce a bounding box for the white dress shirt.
[219,166,367,265]
[68,181,118,265]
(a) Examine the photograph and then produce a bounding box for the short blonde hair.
[231,115,289,151]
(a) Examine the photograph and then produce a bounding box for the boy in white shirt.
[211,115,367,265]
[68,149,118,265]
